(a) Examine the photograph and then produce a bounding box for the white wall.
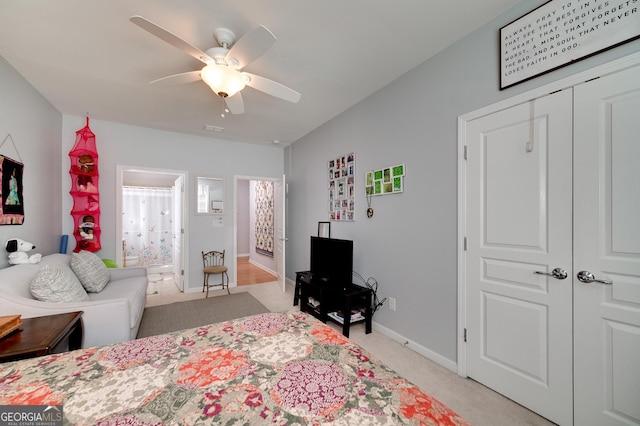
[284,1,640,364]
[0,56,62,268]
[60,116,284,292]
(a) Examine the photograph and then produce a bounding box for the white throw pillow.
[30,264,90,302]
[70,250,110,292]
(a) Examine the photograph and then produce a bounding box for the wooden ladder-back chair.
[202,250,230,297]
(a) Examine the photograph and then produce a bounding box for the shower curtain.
[122,186,173,267]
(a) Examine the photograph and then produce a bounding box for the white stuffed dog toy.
[5,238,42,265]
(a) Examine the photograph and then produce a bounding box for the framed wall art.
[365,164,405,196]
[0,134,25,225]
[500,0,640,89]
[0,155,25,225]
[328,152,355,221]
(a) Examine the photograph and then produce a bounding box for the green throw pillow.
[70,250,110,293]
[102,259,118,268]
[30,264,90,302]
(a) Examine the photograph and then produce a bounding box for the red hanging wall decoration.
[69,117,101,252]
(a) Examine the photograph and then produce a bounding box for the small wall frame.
[318,221,331,238]
[0,154,24,225]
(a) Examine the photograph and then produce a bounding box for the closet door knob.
[534,268,568,280]
[577,271,612,285]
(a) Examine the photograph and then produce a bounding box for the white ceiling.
[0,0,521,147]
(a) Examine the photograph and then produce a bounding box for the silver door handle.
[534,268,568,280]
[577,271,612,285]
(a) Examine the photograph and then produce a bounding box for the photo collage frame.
[328,152,355,221]
[365,164,405,196]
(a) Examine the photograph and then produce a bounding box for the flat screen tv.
[310,236,353,286]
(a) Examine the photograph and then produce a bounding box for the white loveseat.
[0,253,148,348]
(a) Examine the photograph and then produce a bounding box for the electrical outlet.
[389,297,396,311]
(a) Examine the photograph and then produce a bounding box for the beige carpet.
[136,292,270,338]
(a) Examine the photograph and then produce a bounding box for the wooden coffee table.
[0,311,83,362]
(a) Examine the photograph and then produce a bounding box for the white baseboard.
[183,286,201,294]
[372,321,458,373]
[248,259,277,276]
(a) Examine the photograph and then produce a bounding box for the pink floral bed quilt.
[0,311,469,425]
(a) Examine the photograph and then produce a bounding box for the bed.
[0,311,469,425]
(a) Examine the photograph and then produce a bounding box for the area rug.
[136,292,270,338]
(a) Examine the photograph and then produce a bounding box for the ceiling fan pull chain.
[220,96,229,118]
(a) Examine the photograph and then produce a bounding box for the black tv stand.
[296,271,372,337]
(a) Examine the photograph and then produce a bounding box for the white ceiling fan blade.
[224,92,245,114]
[149,70,202,86]
[243,72,301,103]
[226,26,276,69]
[130,15,211,64]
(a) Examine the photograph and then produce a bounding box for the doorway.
[116,166,188,293]
[234,176,286,290]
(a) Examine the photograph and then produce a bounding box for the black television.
[310,236,353,286]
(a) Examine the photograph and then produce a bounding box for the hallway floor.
[236,255,277,286]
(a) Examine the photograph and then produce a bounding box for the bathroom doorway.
[115,166,188,294]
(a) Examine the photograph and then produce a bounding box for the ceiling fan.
[129,15,301,114]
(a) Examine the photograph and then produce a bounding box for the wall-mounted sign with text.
[500,0,640,89]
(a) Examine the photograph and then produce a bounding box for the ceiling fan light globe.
[201,64,246,98]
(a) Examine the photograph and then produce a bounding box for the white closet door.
[573,65,640,426]
[465,89,573,425]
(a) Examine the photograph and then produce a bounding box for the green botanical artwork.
[392,165,404,176]
[365,164,405,196]
[393,177,402,191]
[366,172,373,187]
